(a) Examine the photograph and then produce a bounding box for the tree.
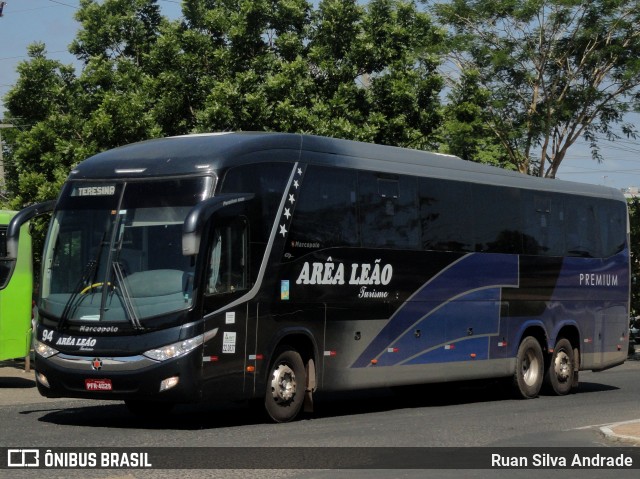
[628,197,640,316]
[433,0,640,177]
[2,0,445,209]
[2,43,81,207]
[437,69,513,168]
[189,0,444,148]
[2,0,164,208]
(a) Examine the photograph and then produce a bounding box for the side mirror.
[5,200,56,260]
[182,193,254,256]
[0,200,56,290]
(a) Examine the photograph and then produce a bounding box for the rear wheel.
[512,336,544,399]
[265,347,306,423]
[543,338,575,395]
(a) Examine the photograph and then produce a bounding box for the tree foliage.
[2,0,444,208]
[436,70,513,168]
[629,198,640,316]
[433,0,640,177]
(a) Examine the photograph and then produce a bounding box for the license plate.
[85,379,112,391]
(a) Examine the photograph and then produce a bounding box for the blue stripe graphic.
[350,253,519,368]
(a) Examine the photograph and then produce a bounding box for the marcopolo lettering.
[79,325,119,333]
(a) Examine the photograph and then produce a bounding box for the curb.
[600,419,640,446]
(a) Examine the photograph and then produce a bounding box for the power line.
[46,0,78,9]
[0,50,70,62]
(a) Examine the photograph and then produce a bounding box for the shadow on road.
[32,377,620,431]
[0,376,36,389]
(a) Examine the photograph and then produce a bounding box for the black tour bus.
[17,132,629,422]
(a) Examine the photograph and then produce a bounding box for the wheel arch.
[553,323,580,352]
[517,324,548,354]
[263,328,319,388]
[551,322,581,379]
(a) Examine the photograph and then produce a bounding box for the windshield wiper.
[57,235,107,330]
[110,261,143,330]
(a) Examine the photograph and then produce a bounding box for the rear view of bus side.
[26,133,629,422]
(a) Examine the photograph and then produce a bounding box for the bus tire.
[512,336,544,399]
[265,347,306,423]
[543,338,575,395]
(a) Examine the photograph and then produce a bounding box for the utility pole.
[0,123,15,195]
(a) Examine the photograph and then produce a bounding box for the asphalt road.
[1,353,640,479]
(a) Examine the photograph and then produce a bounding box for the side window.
[206,218,248,295]
[598,202,626,257]
[0,226,7,258]
[471,184,523,254]
[419,178,473,252]
[359,172,419,249]
[288,166,359,247]
[521,193,566,256]
[564,198,599,257]
[51,227,85,293]
[0,226,10,288]
[220,163,291,243]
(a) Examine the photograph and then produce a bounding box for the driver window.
[206,218,248,295]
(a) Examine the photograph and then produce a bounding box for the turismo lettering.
[296,258,393,286]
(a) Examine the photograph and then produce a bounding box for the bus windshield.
[40,177,212,326]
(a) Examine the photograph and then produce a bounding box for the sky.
[1,0,640,192]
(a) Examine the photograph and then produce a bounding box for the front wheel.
[543,338,575,395]
[264,347,306,423]
[512,336,544,399]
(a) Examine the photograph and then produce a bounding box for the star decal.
[297,168,303,175]
[279,224,288,237]
[293,180,299,189]
[289,194,296,204]
[284,208,291,220]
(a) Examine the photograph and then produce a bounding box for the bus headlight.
[33,339,59,358]
[143,334,204,362]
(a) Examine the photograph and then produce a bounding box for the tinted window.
[472,184,523,254]
[359,173,419,249]
[521,192,567,256]
[288,166,358,247]
[0,226,7,258]
[419,178,473,252]
[564,197,599,257]
[598,202,626,257]
[220,163,292,242]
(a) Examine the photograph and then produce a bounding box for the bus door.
[200,216,250,399]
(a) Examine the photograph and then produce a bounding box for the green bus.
[0,209,35,361]
[0,202,56,362]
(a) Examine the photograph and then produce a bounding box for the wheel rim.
[553,350,571,383]
[270,363,297,404]
[522,348,541,386]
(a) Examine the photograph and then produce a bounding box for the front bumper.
[34,350,202,403]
